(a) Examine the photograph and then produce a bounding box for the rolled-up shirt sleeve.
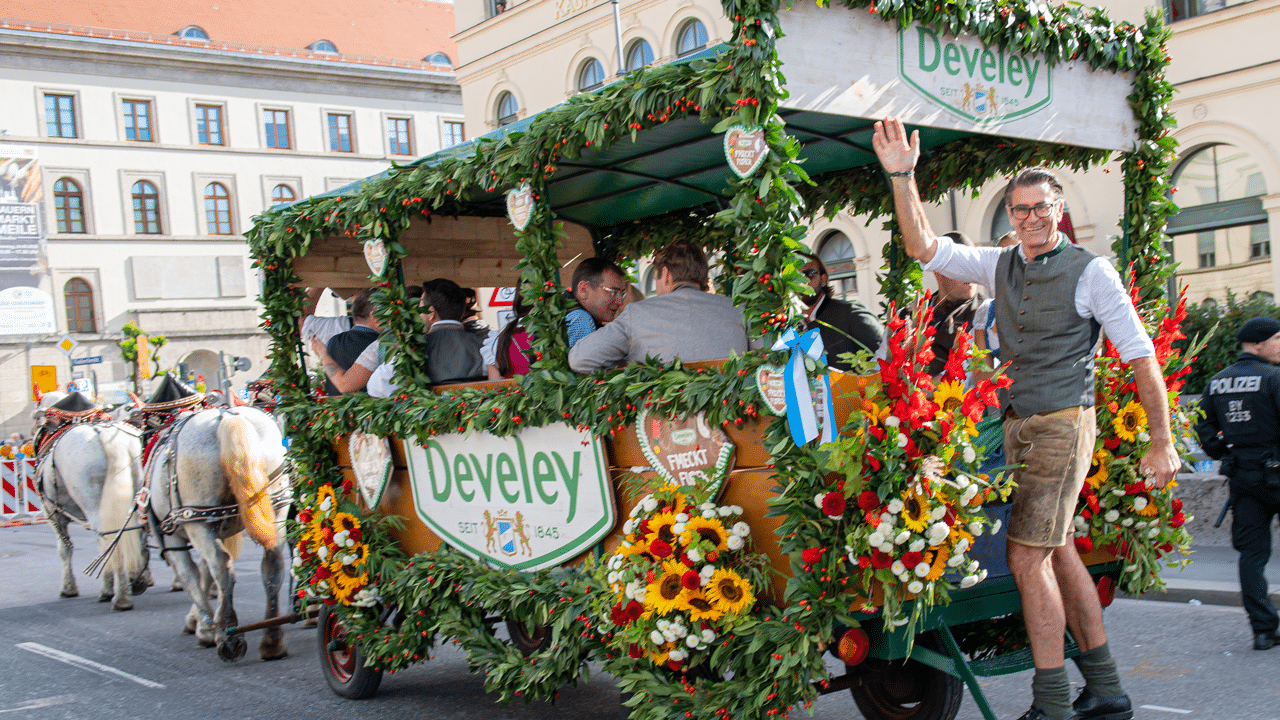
[1079,258,1155,362]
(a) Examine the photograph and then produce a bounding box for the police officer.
[1195,316,1280,650]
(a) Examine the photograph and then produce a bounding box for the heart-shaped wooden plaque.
[349,432,392,508]
[723,125,768,179]
[755,363,788,416]
[506,183,534,231]
[363,239,388,277]
[636,409,735,500]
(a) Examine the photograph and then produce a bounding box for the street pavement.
[5,519,1280,719]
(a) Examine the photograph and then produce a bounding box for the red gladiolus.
[682,570,701,590]
[802,547,826,565]
[822,491,846,517]
[1170,511,1186,528]
[629,644,645,659]
[870,550,893,569]
[1171,498,1183,513]
[857,490,880,512]
[1124,481,1146,495]
[866,455,882,472]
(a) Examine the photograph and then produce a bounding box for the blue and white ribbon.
[771,328,836,445]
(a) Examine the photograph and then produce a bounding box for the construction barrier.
[1,458,44,526]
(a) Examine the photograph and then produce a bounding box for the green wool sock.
[1073,642,1124,699]
[1031,666,1073,719]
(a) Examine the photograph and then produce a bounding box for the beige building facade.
[454,0,1280,311]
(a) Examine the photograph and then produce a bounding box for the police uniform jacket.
[1194,352,1280,496]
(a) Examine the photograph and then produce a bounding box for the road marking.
[0,696,75,714]
[1140,705,1192,714]
[16,642,165,689]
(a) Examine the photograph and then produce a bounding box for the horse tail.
[218,413,279,549]
[97,428,145,581]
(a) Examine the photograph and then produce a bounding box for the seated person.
[565,257,627,348]
[798,252,883,370]
[422,279,488,384]
[569,241,748,372]
[310,287,380,396]
[485,292,533,380]
[927,232,985,378]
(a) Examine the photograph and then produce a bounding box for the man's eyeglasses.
[801,269,820,279]
[1008,201,1060,220]
[592,282,628,300]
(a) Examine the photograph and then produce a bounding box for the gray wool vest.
[994,240,1100,417]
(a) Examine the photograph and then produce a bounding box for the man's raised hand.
[872,117,920,175]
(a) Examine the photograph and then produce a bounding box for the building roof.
[1,0,456,69]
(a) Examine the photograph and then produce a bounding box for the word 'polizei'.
[914,27,1042,98]
[1209,375,1263,395]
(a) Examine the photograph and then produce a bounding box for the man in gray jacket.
[569,241,748,372]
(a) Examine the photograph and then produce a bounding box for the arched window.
[64,278,96,333]
[177,25,209,40]
[676,20,708,57]
[495,92,519,127]
[203,182,233,235]
[578,58,605,92]
[1168,144,1270,274]
[309,40,339,53]
[817,231,859,300]
[53,178,85,234]
[425,52,453,67]
[625,40,654,72]
[270,184,296,207]
[131,180,162,234]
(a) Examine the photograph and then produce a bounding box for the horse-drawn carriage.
[243,1,1194,718]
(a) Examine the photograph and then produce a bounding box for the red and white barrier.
[1,458,44,526]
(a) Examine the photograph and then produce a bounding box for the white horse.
[146,406,291,662]
[33,396,150,611]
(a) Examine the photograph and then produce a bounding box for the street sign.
[56,335,77,355]
[70,355,102,367]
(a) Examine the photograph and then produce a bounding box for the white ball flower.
[1147,527,1160,539]
[880,512,896,527]
[878,542,895,554]
[896,434,909,448]
[815,493,828,509]
[931,505,948,521]
[962,445,976,464]
[1073,515,1087,529]
[732,521,751,537]
[686,635,701,649]
[700,565,716,578]
[642,496,659,512]
[1104,510,1120,523]
[909,538,926,553]
[669,649,687,662]
[908,580,925,594]
[868,532,886,547]
[954,538,970,555]
[1132,496,1148,512]
[608,571,619,584]
[961,485,979,505]
[887,499,904,514]
[1121,517,1134,527]
[894,530,911,545]
[891,560,906,575]
[676,513,690,523]
[672,524,686,535]
[968,521,984,536]
[914,562,931,577]
[947,553,966,568]
[1112,487,1126,497]
[727,534,744,550]
[990,519,1002,535]
[623,519,636,535]
[960,575,979,589]
[650,630,665,646]
[701,629,716,643]
[885,416,900,428]
[687,547,702,562]
[954,474,971,489]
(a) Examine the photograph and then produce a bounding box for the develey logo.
[899,26,1051,122]
[406,423,615,571]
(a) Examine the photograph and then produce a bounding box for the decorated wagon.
[247,0,1197,718]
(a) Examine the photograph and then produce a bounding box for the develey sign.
[899,27,1051,122]
[406,423,615,571]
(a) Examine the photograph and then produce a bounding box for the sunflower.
[1111,400,1147,443]
[644,560,689,616]
[1133,490,1159,517]
[679,586,725,622]
[332,511,360,536]
[902,487,932,533]
[925,547,949,582]
[933,380,965,416]
[948,522,974,546]
[315,483,337,513]
[649,641,676,666]
[330,561,368,601]
[1086,449,1110,489]
[706,568,755,615]
[681,516,729,552]
[658,484,688,514]
[645,511,680,546]
[619,538,651,560]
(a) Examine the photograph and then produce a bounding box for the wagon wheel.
[318,606,383,699]
[505,618,553,657]
[848,633,962,720]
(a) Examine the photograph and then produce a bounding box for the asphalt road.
[4,521,1280,719]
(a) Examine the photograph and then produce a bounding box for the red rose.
[625,600,644,620]
[682,571,701,590]
[857,490,880,512]
[901,551,923,569]
[298,509,312,524]
[649,538,673,558]
[870,550,893,569]
[802,547,825,565]
[1074,536,1094,553]
[348,527,362,543]
[822,492,846,518]
[1080,509,1092,520]
[1170,511,1186,528]
[313,565,332,580]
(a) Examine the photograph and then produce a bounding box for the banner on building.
[0,146,54,335]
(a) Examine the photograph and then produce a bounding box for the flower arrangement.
[597,482,762,670]
[824,297,1011,632]
[1074,283,1199,595]
[295,483,378,607]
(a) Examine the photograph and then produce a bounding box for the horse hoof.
[197,636,217,648]
[218,636,248,663]
[169,583,184,592]
[131,578,150,596]
[260,648,288,662]
[60,590,79,599]
[97,593,112,603]
[112,600,135,612]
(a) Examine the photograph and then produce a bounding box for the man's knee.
[1006,540,1054,576]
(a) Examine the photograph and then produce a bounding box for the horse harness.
[144,409,290,542]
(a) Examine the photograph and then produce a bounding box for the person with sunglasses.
[873,116,1178,720]
[569,241,747,372]
[565,257,628,348]
[798,251,883,371]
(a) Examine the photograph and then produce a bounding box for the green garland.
[246,0,1177,716]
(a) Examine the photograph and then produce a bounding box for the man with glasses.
[872,117,1178,720]
[569,241,747,372]
[566,257,628,348]
[798,252,882,371]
